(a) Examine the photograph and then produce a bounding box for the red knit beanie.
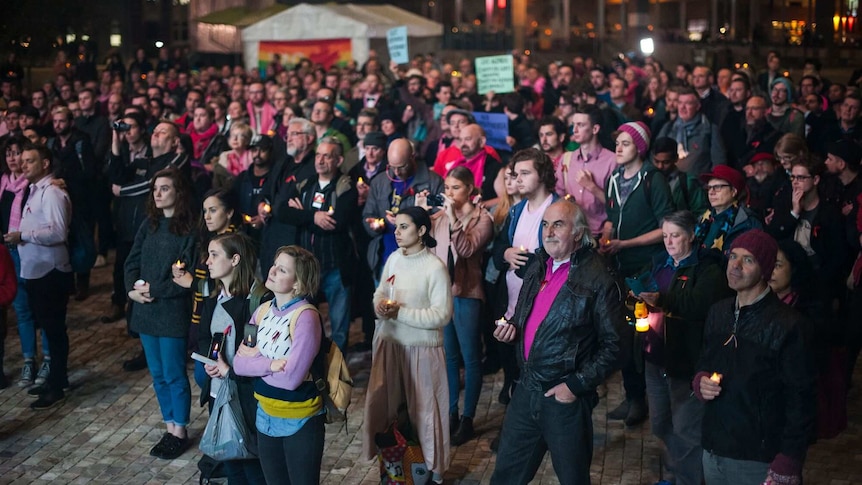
[617,121,651,159]
[729,229,778,280]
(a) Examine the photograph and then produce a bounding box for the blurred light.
[155,40,164,48]
[81,34,90,41]
[640,37,655,55]
[524,49,531,56]
[110,34,122,47]
[66,34,76,43]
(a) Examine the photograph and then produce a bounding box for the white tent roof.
[241,3,442,71]
[241,3,442,42]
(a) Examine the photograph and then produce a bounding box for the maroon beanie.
[617,121,651,159]
[729,229,778,280]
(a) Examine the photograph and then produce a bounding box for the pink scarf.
[246,101,277,135]
[189,123,218,161]
[226,150,253,176]
[0,172,29,232]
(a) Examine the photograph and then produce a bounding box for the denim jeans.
[140,334,191,426]
[644,362,704,485]
[24,270,71,391]
[443,297,482,418]
[10,247,48,359]
[491,385,595,485]
[702,450,769,485]
[258,413,325,485]
[320,269,351,351]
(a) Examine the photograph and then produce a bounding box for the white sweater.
[373,248,453,347]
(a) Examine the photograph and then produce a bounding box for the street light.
[640,37,654,55]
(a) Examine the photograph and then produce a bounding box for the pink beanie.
[618,121,651,159]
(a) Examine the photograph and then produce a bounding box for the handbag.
[376,405,431,485]
[199,378,256,461]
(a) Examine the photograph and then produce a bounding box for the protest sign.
[475,55,515,95]
[387,26,409,65]
[473,111,510,152]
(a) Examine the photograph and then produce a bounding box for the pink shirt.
[555,146,617,236]
[504,195,554,319]
[524,259,570,360]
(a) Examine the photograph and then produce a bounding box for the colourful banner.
[258,39,352,73]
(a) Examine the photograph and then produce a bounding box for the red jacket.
[0,245,17,306]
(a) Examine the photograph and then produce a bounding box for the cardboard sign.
[475,55,515,95]
[473,111,510,152]
[387,26,409,65]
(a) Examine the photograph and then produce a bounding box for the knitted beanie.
[770,77,795,103]
[729,229,778,280]
[618,121,651,159]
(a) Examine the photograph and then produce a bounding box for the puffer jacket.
[510,246,626,397]
[697,291,815,464]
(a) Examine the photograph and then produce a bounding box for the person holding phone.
[420,166,493,445]
[197,232,267,483]
[124,166,196,459]
[232,246,325,485]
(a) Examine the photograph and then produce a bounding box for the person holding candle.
[233,245,326,485]
[420,166,494,445]
[197,232,268,483]
[491,199,625,484]
[634,210,730,484]
[693,229,815,485]
[363,206,453,484]
[124,166,197,459]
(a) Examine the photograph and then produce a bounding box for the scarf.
[226,150,253,177]
[0,172,29,232]
[694,204,739,251]
[670,115,701,149]
[189,123,218,161]
[246,101,277,135]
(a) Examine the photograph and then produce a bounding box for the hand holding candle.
[493,316,516,342]
[699,371,723,401]
[709,372,722,384]
[327,205,335,216]
[385,275,397,305]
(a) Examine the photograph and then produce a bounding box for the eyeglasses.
[789,174,814,181]
[706,184,732,192]
[389,164,410,173]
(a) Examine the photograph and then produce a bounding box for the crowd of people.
[1,44,861,484]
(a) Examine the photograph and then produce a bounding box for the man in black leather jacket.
[693,229,814,485]
[491,200,626,485]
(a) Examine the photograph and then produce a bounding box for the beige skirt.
[362,333,450,474]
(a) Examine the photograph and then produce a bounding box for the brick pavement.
[0,258,860,484]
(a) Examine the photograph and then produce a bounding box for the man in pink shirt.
[492,199,625,484]
[555,105,618,236]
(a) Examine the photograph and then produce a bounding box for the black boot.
[123,351,147,372]
[607,400,629,420]
[451,417,474,446]
[449,413,460,435]
[624,398,648,427]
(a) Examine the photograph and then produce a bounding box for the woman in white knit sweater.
[363,206,454,484]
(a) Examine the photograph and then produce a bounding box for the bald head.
[387,138,416,180]
[459,123,486,159]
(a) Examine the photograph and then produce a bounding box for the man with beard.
[589,67,612,105]
[745,152,785,218]
[258,117,317,272]
[246,82,277,136]
[657,87,726,176]
[310,100,350,154]
[232,135,275,246]
[720,77,753,166]
[734,95,781,172]
[767,78,805,137]
[538,117,566,168]
[47,107,96,302]
[451,123,503,201]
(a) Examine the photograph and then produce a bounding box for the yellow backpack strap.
[286,303,319,341]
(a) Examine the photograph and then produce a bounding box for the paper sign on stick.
[387,26,409,65]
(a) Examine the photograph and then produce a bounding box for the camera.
[428,194,445,207]
[112,120,132,132]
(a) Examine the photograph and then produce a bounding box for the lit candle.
[174,260,185,270]
[495,316,508,327]
[709,372,722,384]
[243,214,252,223]
[327,206,335,215]
[519,245,527,252]
[634,301,649,332]
[262,203,272,214]
[358,176,365,186]
[386,275,396,305]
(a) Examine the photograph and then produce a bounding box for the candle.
[386,275,396,305]
[709,372,722,384]
[495,316,508,327]
[243,214,252,222]
[358,176,365,186]
[327,206,335,215]
[174,260,185,270]
[262,203,271,214]
[134,279,146,287]
[519,245,527,252]
[634,301,649,332]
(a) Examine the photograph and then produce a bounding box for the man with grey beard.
[257,117,317,272]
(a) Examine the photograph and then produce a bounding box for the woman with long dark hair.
[124,166,197,460]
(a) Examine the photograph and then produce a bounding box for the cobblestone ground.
[0,256,859,484]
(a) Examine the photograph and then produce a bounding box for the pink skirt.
[362,333,450,474]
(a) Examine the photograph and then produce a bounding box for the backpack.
[255,301,353,424]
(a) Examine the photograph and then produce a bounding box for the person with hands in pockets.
[491,199,625,485]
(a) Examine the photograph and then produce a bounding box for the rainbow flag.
[258,39,353,73]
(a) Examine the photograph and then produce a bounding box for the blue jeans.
[10,247,48,359]
[320,269,351,351]
[443,297,482,418]
[702,450,769,485]
[140,334,191,426]
[491,385,596,485]
[644,362,704,485]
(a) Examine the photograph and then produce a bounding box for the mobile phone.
[209,332,225,360]
[244,323,258,348]
[191,352,218,367]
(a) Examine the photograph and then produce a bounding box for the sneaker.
[93,255,107,268]
[18,361,36,387]
[156,434,190,460]
[30,390,65,410]
[34,360,51,386]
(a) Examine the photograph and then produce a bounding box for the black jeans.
[257,413,325,485]
[25,270,72,391]
[491,385,596,485]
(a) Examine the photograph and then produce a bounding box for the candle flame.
[710,372,722,383]
[263,203,271,213]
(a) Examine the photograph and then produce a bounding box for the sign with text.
[473,112,510,152]
[386,26,409,65]
[475,55,515,95]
